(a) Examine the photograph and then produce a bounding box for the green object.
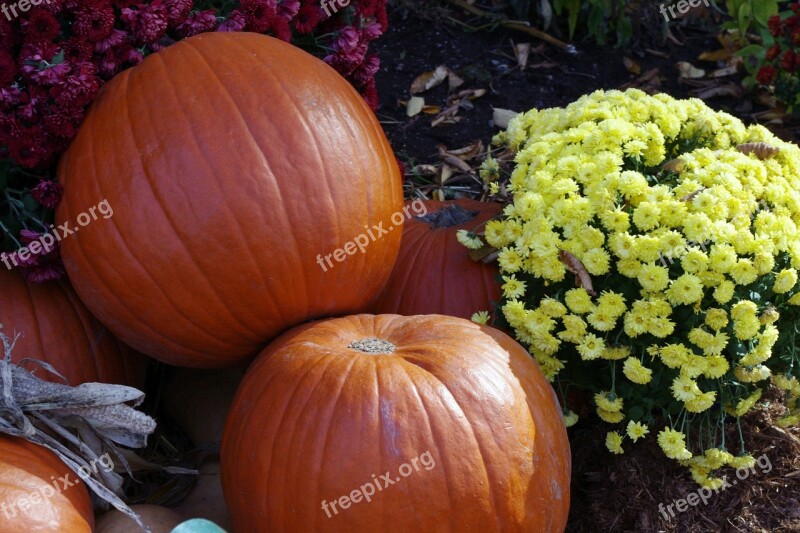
[171,519,227,533]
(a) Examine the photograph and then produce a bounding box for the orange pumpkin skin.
[371,199,502,319]
[56,32,403,368]
[0,436,94,532]
[221,314,571,532]
[0,269,146,387]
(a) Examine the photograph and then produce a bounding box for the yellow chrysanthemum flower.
[622,357,653,384]
[470,311,490,325]
[606,431,625,454]
[657,428,692,460]
[456,229,484,250]
[626,420,649,442]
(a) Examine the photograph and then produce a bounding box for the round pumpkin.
[56,32,403,368]
[0,269,146,387]
[0,435,94,532]
[220,314,571,532]
[371,198,502,319]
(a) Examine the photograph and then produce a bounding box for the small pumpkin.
[0,269,146,387]
[57,32,403,368]
[221,314,571,532]
[371,199,502,320]
[0,435,94,532]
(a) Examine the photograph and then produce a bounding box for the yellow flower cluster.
[483,88,800,480]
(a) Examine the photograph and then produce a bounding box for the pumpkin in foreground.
[221,314,571,532]
[0,435,94,532]
[57,32,403,368]
[371,198,502,319]
[0,269,145,387]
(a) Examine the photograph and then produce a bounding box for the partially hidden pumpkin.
[221,314,571,532]
[56,32,403,368]
[0,435,94,532]
[0,268,146,387]
[371,198,502,319]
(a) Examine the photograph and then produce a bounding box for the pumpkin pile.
[2,31,570,531]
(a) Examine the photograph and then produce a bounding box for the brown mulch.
[566,387,800,532]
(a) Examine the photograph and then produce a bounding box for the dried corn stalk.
[0,330,156,532]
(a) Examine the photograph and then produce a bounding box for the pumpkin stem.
[348,338,396,354]
[416,204,478,228]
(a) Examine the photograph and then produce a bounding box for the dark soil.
[372,2,800,532]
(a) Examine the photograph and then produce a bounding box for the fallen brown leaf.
[558,250,596,296]
[677,61,705,79]
[624,57,641,75]
[411,65,449,94]
[737,142,780,160]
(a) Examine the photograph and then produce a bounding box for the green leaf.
[752,0,778,27]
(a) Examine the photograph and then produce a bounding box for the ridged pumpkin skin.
[0,436,94,532]
[221,314,571,532]
[56,32,403,368]
[372,199,502,319]
[0,269,145,387]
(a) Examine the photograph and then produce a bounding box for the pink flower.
[52,62,100,107]
[164,0,193,26]
[22,9,62,43]
[217,10,247,32]
[94,29,129,53]
[0,50,17,86]
[43,107,84,138]
[240,0,278,33]
[18,42,69,86]
[121,2,169,45]
[16,232,65,283]
[293,2,323,34]
[277,0,300,19]
[352,53,379,85]
[73,5,116,41]
[176,10,219,38]
[31,180,64,209]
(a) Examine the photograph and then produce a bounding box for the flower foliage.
[753,2,800,114]
[0,0,387,279]
[484,88,800,485]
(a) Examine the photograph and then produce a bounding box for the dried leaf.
[406,96,424,117]
[492,108,518,129]
[709,65,738,78]
[662,158,686,173]
[441,154,473,173]
[558,250,595,296]
[677,61,705,79]
[0,331,157,532]
[623,57,641,75]
[447,68,464,91]
[440,165,454,184]
[411,164,438,176]
[737,142,780,160]
[445,141,484,160]
[513,42,530,70]
[690,83,742,99]
[468,244,499,263]
[411,65,448,94]
[680,187,707,202]
[698,49,732,62]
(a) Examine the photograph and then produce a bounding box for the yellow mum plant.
[479,88,800,486]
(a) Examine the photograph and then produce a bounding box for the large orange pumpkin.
[371,198,502,319]
[221,314,571,532]
[56,32,403,368]
[0,269,145,387]
[0,435,94,532]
